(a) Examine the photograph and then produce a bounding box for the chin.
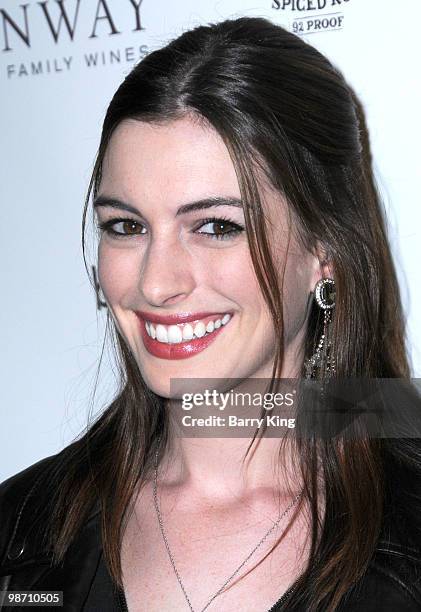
[138,359,236,399]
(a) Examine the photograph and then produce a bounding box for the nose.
[138,234,196,307]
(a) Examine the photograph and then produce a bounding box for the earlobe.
[308,262,331,295]
[92,264,108,310]
[310,242,334,290]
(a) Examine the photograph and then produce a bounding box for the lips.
[135,311,233,360]
[135,310,222,325]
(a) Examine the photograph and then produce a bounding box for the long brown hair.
[47,17,417,610]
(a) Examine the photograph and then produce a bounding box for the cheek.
[203,246,262,304]
[282,253,313,338]
[97,240,139,304]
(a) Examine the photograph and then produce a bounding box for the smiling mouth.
[137,312,233,360]
[144,313,232,344]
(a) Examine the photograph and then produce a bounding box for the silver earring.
[304,278,336,379]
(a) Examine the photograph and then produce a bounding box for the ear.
[308,241,334,292]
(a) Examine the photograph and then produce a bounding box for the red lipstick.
[135,311,232,360]
[135,311,219,325]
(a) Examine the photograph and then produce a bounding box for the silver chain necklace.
[152,437,302,612]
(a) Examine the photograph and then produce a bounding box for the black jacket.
[1,446,421,611]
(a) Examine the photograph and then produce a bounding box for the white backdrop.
[1,0,420,482]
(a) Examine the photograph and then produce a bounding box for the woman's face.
[95,116,322,397]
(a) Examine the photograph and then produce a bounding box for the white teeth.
[156,324,168,343]
[182,323,194,341]
[144,314,232,343]
[193,321,206,338]
[145,321,156,338]
[167,325,183,343]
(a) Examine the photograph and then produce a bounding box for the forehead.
[100,116,240,205]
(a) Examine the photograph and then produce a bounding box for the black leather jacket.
[1,447,421,611]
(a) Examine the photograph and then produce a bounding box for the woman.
[1,16,421,612]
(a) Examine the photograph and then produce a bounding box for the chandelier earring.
[304,277,336,379]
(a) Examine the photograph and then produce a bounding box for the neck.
[155,334,307,504]
[156,430,301,506]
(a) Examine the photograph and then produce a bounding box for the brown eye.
[98,218,146,238]
[196,217,245,241]
[121,221,141,235]
[206,221,231,235]
[216,221,235,236]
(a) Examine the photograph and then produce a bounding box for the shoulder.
[339,439,421,610]
[0,446,103,607]
[338,547,421,611]
[0,441,95,568]
[0,452,61,563]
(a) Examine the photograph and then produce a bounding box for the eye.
[97,215,245,241]
[97,218,146,238]
[195,217,245,240]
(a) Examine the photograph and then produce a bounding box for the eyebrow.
[92,195,243,216]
